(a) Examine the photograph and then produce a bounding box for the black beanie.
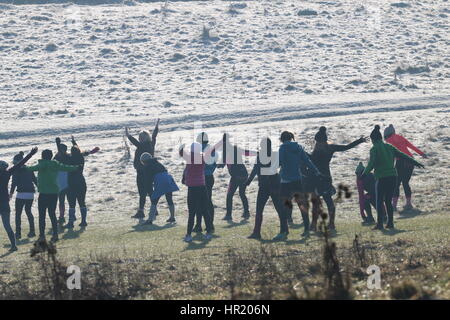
[315,126,328,142]
[370,125,382,141]
[13,151,24,165]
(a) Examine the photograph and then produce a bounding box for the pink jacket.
[385,134,424,158]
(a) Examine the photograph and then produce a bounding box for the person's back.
[367,140,397,179]
[27,159,76,194]
[12,167,36,194]
[279,141,303,182]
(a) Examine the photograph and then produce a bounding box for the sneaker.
[301,230,310,238]
[193,225,203,233]
[141,219,153,225]
[242,212,250,220]
[79,221,87,227]
[204,233,213,240]
[132,211,145,219]
[166,217,176,223]
[247,233,261,240]
[372,224,384,231]
[64,222,74,229]
[28,231,36,238]
[287,218,294,225]
[58,217,65,225]
[386,223,395,229]
[404,204,413,211]
[9,246,18,253]
[272,233,288,241]
[222,215,232,221]
[50,235,59,242]
[183,235,193,243]
[15,233,21,240]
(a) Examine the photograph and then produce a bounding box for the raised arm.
[402,136,425,157]
[331,137,366,152]
[55,137,63,153]
[390,145,424,168]
[71,135,78,147]
[125,127,140,147]
[152,118,160,143]
[8,147,38,174]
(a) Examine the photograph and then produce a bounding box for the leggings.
[151,192,174,206]
[195,175,215,228]
[394,159,414,198]
[137,171,152,210]
[187,186,213,235]
[15,198,35,234]
[58,189,68,217]
[253,184,288,235]
[38,194,58,237]
[68,185,87,209]
[375,176,396,226]
[0,204,15,248]
[226,175,249,217]
[283,192,310,231]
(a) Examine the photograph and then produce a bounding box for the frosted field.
[0,1,449,255]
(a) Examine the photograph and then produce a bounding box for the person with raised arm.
[245,137,289,241]
[383,124,427,211]
[9,152,38,239]
[0,147,38,252]
[362,125,424,230]
[309,126,367,231]
[26,148,79,242]
[125,119,161,219]
[179,136,223,243]
[218,133,257,222]
[192,132,218,233]
[64,135,100,229]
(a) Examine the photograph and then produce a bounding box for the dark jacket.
[279,141,319,182]
[0,152,34,203]
[11,168,37,193]
[141,159,167,188]
[310,139,364,178]
[127,123,159,172]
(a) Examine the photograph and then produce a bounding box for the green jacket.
[363,140,422,179]
[26,159,78,194]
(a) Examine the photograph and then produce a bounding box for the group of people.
[0,137,99,252]
[0,119,426,251]
[124,120,426,243]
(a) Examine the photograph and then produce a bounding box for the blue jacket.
[202,143,217,176]
[279,141,320,182]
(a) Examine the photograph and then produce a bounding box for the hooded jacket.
[26,160,78,194]
[279,141,320,183]
[362,140,422,179]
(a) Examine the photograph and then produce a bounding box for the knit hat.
[196,132,209,144]
[0,160,8,171]
[370,125,382,141]
[13,151,24,165]
[315,126,328,142]
[140,152,153,165]
[383,124,395,139]
[355,162,365,176]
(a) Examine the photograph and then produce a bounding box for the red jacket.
[385,134,424,158]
